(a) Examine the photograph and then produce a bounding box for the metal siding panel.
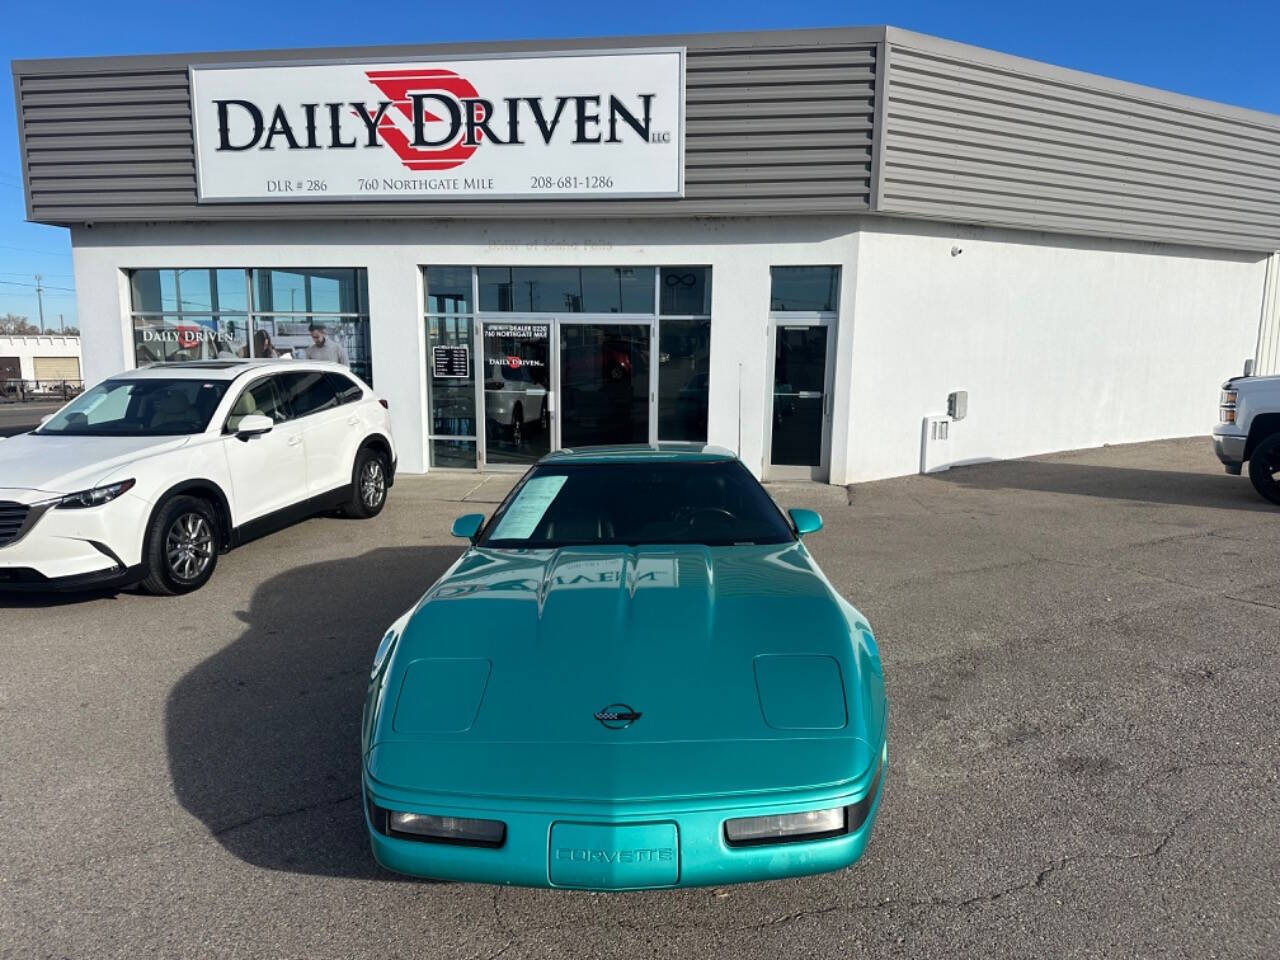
[889,48,1280,148]
[15,35,876,224]
[879,40,1280,250]
[885,125,1280,196]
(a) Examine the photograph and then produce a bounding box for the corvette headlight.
[724,806,846,846]
[56,479,136,509]
[384,809,506,847]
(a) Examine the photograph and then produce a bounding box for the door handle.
[287,435,302,447]
[347,416,360,426]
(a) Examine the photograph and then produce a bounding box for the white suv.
[0,360,396,594]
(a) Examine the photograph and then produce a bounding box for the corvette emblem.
[594,703,642,730]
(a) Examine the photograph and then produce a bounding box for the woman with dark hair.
[253,329,279,358]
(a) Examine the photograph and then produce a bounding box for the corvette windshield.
[479,460,796,548]
[37,379,230,437]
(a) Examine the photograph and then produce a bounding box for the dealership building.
[11,26,1280,482]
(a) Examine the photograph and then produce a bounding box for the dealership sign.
[190,50,684,202]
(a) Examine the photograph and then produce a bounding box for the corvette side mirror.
[236,414,274,440]
[789,508,823,537]
[451,513,485,542]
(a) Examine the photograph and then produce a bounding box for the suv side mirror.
[788,508,823,537]
[451,513,485,542]
[236,414,274,439]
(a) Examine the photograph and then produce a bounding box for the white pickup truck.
[1213,370,1280,504]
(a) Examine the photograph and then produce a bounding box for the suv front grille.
[0,501,33,547]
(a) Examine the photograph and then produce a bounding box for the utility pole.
[59,313,64,333]
[34,274,45,333]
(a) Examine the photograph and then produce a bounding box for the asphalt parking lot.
[2,437,1277,959]
[0,401,60,437]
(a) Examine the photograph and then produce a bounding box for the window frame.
[221,374,293,434]
[126,267,374,384]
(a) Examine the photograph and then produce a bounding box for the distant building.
[0,335,82,388]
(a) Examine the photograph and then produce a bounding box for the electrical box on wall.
[921,415,953,473]
[947,390,968,420]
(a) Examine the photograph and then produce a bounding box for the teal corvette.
[362,445,887,889]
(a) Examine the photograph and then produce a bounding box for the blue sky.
[3,0,1278,327]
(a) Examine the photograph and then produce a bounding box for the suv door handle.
[287,435,302,447]
[347,416,360,426]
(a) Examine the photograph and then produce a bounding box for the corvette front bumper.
[364,742,886,890]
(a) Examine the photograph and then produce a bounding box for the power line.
[0,243,72,258]
[0,278,76,292]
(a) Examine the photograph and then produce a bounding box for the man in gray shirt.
[304,323,349,366]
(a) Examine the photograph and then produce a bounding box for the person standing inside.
[304,322,349,366]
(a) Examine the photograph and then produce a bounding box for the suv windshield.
[479,460,796,548]
[37,378,230,437]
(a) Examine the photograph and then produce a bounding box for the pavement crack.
[1222,594,1280,613]
[211,791,360,838]
[749,812,1197,932]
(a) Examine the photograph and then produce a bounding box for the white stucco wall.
[0,335,83,381]
[839,219,1270,483]
[68,217,859,476]
[67,216,1270,483]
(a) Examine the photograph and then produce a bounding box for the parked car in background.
[362,445,887,889]
[0,360,395,594]
[483,359,549,447]
[1214,370,1280,504]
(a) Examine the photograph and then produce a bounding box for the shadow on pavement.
[165,545,460,878]
[939,457,1274,512]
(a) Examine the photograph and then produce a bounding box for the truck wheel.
[141,495,219,595]
[1248,433,1280,505]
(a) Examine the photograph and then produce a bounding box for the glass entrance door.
[557,322,653,449]
[480,321,552,466]
[766,323,835,480]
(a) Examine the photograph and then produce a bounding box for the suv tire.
[1248,432,1280,505]
[343,446,389,519]
[141,495,219,595]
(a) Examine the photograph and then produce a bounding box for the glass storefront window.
[427,314,476,439]
[657,316,711,442]
[658,267,711,443]
[128,268,373,384]
[425,266,472,315]
[580,267,655,314]
[132,314,247,365]
[425,265,713,464]
[478,267,656,314]
[482,321,552,465]
[660,267,711,316]
[769,266,841,313]
[129,269,247,316]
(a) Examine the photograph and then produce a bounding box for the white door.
[279,370,357,494]
[222,375,307,522]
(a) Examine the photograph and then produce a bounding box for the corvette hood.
[0,433,191,495]
[367,544,885,802]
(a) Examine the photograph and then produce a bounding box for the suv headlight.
[56,479,136,509]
